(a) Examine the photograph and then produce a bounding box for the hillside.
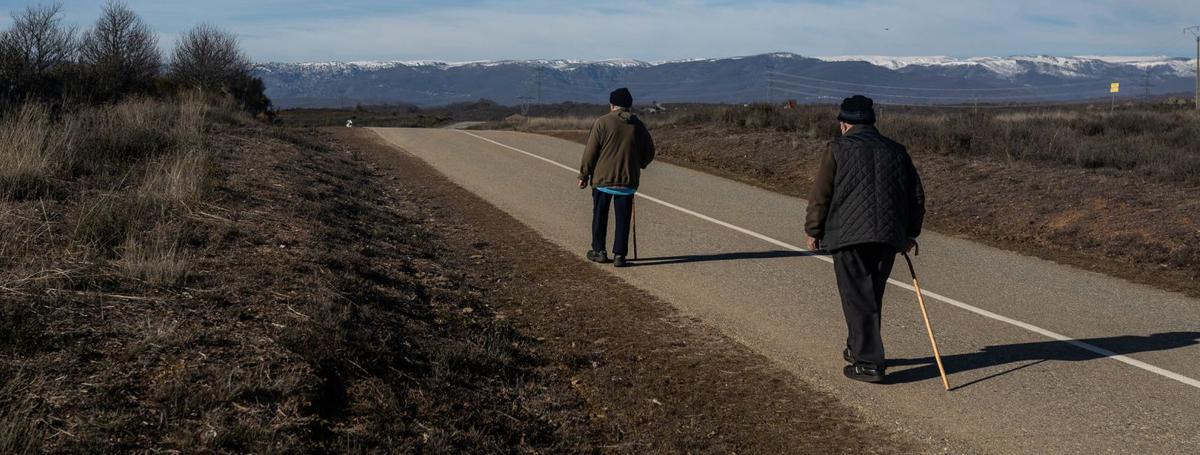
[254,53,1197,107]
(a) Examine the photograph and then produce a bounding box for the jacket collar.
[844,124,878,137]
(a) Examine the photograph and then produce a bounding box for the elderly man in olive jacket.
[578,88,656,268]
[806,95,925,384]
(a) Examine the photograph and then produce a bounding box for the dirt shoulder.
[339,128,928,453]
[537,126,1200,299]
[1,120,924,451]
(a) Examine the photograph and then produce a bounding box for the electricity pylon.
[1187,26,1200,111]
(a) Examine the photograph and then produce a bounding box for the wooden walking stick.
[902,245,950,391]
[631,198,638,260]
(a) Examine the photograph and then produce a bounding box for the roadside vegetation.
[277,99,607,128]
[653,103,1200,184]
[0,2,275,450]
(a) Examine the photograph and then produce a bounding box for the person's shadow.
[627,250,818,267]
[886,332,1200,390]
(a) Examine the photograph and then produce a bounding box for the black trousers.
[591,189,634,256]
[833,243,898,370]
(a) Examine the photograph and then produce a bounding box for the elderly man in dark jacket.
[578,88,656,268]
[806,95,925,383]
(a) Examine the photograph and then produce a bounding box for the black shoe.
[587,250,610,263]
[613,255,628,268]
[843,348,854,364]
[843,364,886,384]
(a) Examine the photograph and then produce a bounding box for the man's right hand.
[905,238,919,255]
[578,179,588,189]
[806,236,821,252]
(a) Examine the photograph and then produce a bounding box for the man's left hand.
[578,179,588,189]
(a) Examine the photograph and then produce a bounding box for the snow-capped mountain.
[253,53,1197,108]
[819,55,1195,79]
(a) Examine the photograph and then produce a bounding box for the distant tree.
[169,24,250,91]
[0,30,20,107]
[79,1,162,102]
[0,3,79,108]
[5,4,77,75]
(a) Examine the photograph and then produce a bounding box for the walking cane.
[631,198,639,260]
[902,243,950,391]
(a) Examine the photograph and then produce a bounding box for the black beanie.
[609,87,633,108]
[837,95,876,125]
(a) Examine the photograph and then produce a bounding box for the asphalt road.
[372,127,1200,454]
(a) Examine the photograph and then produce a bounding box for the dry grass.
[510,115,596,131]
[880,108,1200,181]
[118,224,189,286]
[0,104,71,199]
[138,147,211,207]
[0,372,47,455]
[2,96,220,288]
[174,91,209,145]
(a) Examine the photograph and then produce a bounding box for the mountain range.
[252,53,1198,108]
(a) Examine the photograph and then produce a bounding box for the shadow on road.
[627,250,818,267]
[887,332,1200,390]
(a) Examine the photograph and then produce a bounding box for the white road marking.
[452,129,1200,390]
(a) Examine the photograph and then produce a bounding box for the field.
[505,102,1200,297]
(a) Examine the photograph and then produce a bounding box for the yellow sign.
[1110,82,1120,93]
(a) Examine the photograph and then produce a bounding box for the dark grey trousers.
[833,243,897,370]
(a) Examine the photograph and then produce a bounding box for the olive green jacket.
[578,109,656,188]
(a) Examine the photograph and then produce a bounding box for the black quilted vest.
[823,126,920,252]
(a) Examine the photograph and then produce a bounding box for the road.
[372,127,1200,454]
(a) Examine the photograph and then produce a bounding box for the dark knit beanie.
[609,87,633,108]
[837,95,876,125]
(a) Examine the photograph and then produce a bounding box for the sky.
[1,0,1197,63]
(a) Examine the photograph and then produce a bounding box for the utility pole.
[767,59,774,103]
[1142,67,1153,99]
[535,67,543,106]
[518,96,532,116]
[1188,26,1200,111]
